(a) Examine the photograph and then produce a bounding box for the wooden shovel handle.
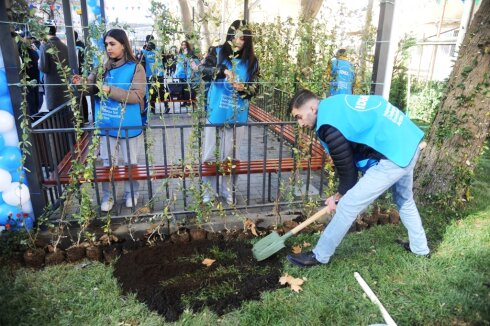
[290,206,331,235]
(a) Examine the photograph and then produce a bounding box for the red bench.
[249,104,326,158]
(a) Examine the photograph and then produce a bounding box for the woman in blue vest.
[195,20,259,205]
[287,89,430,267]
[73,29,146,212]
[174,40,200,107]
[329,49,356,96]
[140,36,169,114]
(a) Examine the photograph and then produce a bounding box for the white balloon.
[0,110,15,133]
[0,168,12,192]
[2,182,30,206]
[2,129,19,146]
[21,200,33,214]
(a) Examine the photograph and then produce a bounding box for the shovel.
[252,206,331,261]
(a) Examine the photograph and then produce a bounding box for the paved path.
[63,102,326,219]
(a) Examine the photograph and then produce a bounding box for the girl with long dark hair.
[73,28,146,212]
[195,20,259,205]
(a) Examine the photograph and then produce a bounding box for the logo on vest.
[345,95,382,112]
[383,103,404,126]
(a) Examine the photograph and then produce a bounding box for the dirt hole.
[113,239,282,322]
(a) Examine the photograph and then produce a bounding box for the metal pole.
[80,0,89,45]
[244,0,249,21]
[99,0,106,23]
[0,1,47,218]
[454,0,475,58]
[371,0,396,98]
[62,0,79,74]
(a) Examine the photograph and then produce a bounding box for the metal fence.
[29,87,329,220]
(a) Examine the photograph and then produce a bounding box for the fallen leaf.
[244,218,259,237]
[279,273,291,285]
[303,242,311,248]
[145,224,159,235]
[291,244,302,254]
[137,207,151,214]
[202,258,216,267]
[279,273,306,292]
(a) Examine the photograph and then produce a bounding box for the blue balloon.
[0,69,9,98]
[0,203,21,225]
[0,194,4,205]
[0,97,13,115]
[0,134,5,150]
[10,170,27,183]
[24,216,34,230]
[0,146,21,171]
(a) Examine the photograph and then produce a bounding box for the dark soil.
[113,239,282,322]
[45,250,65,265]
[86,245,102,261]
[66,246,86,262]
[23,248,45,268]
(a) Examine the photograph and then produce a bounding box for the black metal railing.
[28,85,329,220]
[31,121,327,219]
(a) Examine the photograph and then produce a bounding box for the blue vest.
[174,53,189,79]
[95,62,142,138]
[207,48,249,124]
[330,58,355,95]
[316,95,424,168]
[142,48,163,78]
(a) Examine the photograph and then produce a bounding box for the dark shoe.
[287,251,322,267]
[395,239,411,252]
[395,239,431,258]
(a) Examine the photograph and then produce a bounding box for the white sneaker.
[203,193,212,204]
[126,195,139,208]
[101,199,114,212]
[224,193,235,205]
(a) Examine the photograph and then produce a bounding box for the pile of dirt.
[113,239,282,322]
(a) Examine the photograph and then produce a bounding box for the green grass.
[0,152,489,325]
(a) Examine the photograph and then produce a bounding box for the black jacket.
[199,46,259,100]
[317,125,385,195]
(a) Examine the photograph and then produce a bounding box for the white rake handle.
[354,272,397,326]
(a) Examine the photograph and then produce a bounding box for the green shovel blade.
[252,231,294,261]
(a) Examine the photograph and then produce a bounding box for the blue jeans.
[313,149,429,263]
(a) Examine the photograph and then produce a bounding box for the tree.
[300,0,323,18]
[296,0,324,90]
[178,0,193,38]
[197,0,211,51]
[414,0,490,205]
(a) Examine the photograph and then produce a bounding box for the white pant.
[99,135,141,200]
[202,125,245,197]
[313,149,430,263]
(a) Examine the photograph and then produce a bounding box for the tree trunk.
[197,0,211,51]
[300,0,323,18]
[296,0,324,90]
[178,0,193,38]
[414,0,490,205]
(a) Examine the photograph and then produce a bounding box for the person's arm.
[72,70,98,95]
[140,54,146,74]
[237,60,259,100]
[106,63,146,109]
[198,47,227,80]
[39,44,49,74]
[317,125,358,195]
